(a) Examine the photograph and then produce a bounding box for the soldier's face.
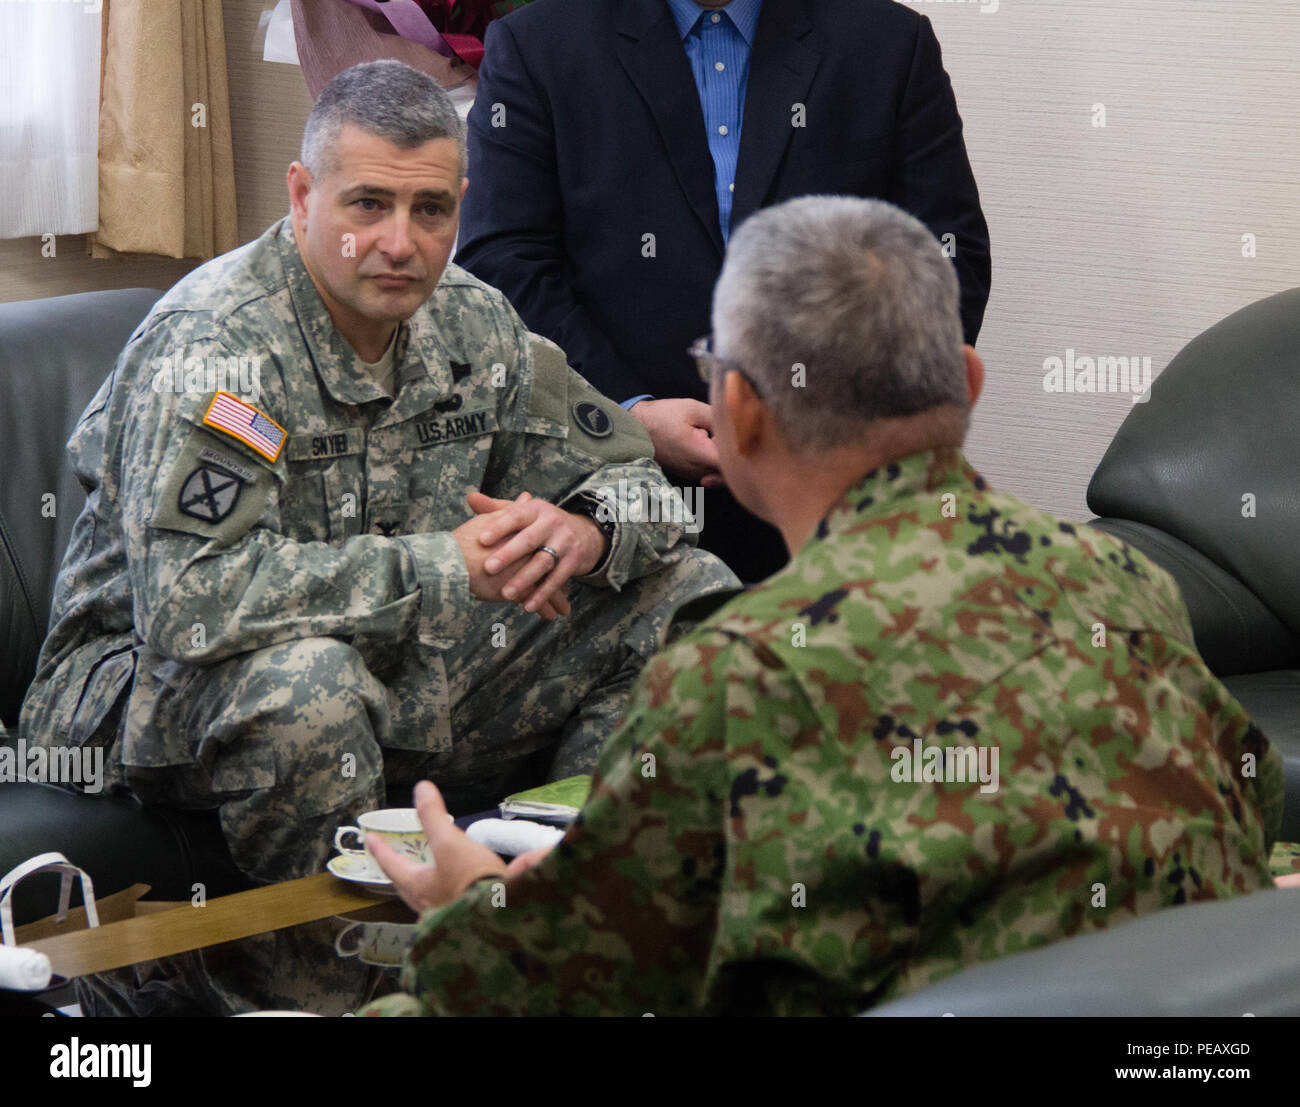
[289,125,466,347]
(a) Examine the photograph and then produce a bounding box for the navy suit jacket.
[457,0,992,580]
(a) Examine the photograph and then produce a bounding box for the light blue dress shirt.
[622,0,764,411]
[665,0,763,244]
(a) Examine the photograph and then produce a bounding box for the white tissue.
[466,818,564,857]
[0,945,52,992]
[259,0,299,65]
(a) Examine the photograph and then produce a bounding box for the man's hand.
[452,492,570,619]
[455,490,607,615]
[366,781,507,914]
[627,398,724,487]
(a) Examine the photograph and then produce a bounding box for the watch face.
[576,493,616,536]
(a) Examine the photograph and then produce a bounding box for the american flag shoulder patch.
[201,392,287,463]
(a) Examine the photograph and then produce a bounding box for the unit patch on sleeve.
[572,400,613,439]
[151,427,277,543]
[178,465,243,523]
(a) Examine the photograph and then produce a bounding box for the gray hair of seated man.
[301,59,466,182]
[711,195,968,452]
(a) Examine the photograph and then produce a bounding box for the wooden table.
[26,873,384,980]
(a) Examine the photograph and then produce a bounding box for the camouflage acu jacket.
[20,218,721,766]
[364,447,1282,1016]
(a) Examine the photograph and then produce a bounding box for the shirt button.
[715,61,725,71]
[729,182,735,192]
[710,12,721,22]
[718,125,728,135]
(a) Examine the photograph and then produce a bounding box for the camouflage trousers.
[99,549,734,885]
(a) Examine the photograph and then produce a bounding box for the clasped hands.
[452,490,607,621]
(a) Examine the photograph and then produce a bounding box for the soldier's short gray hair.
[301,60,466,181]
[711,196,967,452]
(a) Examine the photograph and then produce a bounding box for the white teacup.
[333,808,431,869]
[334,919,418,966]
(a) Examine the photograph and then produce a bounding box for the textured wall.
[921,0,1300,519]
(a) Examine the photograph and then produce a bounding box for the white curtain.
[0,0,102,239]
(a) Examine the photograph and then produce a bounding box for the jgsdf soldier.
[360,197,1283,1016]
[19,61,739,885]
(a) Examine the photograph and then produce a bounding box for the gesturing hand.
[366,781,506,914]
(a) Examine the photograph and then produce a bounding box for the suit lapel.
[614,0,724,256]
[731,0,821,234]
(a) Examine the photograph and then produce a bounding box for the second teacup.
[333,808,431,869]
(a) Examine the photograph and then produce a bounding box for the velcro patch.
[202,391,287,462]
[197,445,257,483]
[286,427,365,462]
[407,409,498,448]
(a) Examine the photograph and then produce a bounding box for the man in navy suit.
[457,0,991,582]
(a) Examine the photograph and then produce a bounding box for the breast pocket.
[279,456,364,544]
[404,408,499,521]
[434,429,498,508]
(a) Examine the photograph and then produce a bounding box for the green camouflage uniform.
[18,217,738,884]
[363,448,1282,1017]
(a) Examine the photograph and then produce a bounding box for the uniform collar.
[666,0,763,44]
[272,217,455,420]
[803,447,987,551]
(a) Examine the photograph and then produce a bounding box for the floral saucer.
[326,853,399,897]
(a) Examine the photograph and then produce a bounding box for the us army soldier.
[19,61,739,884]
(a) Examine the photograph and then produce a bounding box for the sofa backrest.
[1088,286,1300,671]
[0,288,160,726]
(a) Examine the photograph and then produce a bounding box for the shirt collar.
[803,447,987,551]
[666,0,763,45]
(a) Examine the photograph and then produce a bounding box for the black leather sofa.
[3,285,1298,1013]
[0,289,249,926]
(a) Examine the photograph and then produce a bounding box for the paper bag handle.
[0,851,99,947]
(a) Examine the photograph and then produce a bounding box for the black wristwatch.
[566,491,617,575]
